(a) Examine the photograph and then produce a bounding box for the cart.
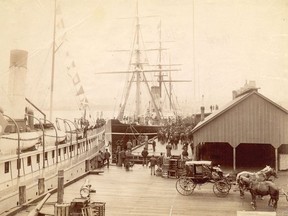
[175,160,230,197]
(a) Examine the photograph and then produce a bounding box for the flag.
[67,61,76,71]
[76,86,84,96]
[72,74,80,85]
[0,113,8,135]
[81,97,88,105]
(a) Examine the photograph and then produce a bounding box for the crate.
[168,169,177,178]
[161,164,169,178]
[171,155,181,160]
[176,168,186,177]
[90,202,106,216]
[70,198,89,216]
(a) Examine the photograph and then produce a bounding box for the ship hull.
[105,119,161,162]
[0,125,106,214]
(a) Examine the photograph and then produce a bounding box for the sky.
[0,0,287,119]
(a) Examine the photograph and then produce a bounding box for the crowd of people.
[96,120,196,174]
[96,149,111,168]
[157,122,194,160]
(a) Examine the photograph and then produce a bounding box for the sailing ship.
[0,3,106,214]
[103,3,187,162]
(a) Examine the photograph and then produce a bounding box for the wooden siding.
[193,94,288,148]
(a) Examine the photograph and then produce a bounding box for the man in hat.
[141,147,148,166]
[149,155,157,175]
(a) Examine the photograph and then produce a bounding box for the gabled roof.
[192,91,288,133]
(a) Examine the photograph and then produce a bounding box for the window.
[44,152,48,161]
[4,162,9,173]
[52,150,55,158]
[64,147,67,154]
[58,149,61,156]
[27,156,31,166]
[36,154,40,163]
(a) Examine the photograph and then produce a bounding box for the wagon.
[175,160,230,197]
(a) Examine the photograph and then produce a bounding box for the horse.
[236,165,278,198]
[239,176,279,210]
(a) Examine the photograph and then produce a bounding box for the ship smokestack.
[200,106,205,121]
[8,50,28,121]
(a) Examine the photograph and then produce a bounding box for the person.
[83,124,88,138]
[182,149,189,160]
[116,143,121,164]
[119,149,126,167]
[97,150,104,168]
[149,155,157,175]
[189,140,194,158]
[104,149,111,168]
[124,149,132,170]
[166,142,172,157]
[182,142,188,152]
[141,147,149,166]
[158,152,164,168]
[126,139,132,150]
[152,139,156,152]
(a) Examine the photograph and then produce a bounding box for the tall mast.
[169,57,172,110]
[49,0,57,121]
[135,0,141,119]
[158,20,163,97]
[95,0,182,122]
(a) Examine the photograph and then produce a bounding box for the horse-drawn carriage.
[175,160,231,197]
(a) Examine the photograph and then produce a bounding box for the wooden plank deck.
[14,142,288,216]
[16,163,288,216]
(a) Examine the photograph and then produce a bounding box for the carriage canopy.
[185,160,212,166]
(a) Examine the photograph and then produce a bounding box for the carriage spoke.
[213,180,230,197]
[176,177,195,196]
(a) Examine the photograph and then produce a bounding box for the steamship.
[0,52,105,215]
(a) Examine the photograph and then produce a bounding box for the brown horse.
[236,166,278,198]
[239,176,279,210]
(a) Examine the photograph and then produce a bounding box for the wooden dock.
[12,142,288,216]
[15,164,288,216]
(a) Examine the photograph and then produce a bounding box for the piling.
[85,160,90,172]
[57,170,64,204]
[19,185,26,205]
[54,203,70,216]
[38,177,45,195]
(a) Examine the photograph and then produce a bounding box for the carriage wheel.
[223,178,232,191]
[213,180,230,197]
[176,177,196,196]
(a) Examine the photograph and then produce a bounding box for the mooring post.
[57,170,64,204]
[85,159,90,172]
[54,170,70,216]
[38,177,45,195]
[19,185,26,205]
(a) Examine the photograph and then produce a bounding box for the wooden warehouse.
[192,86,288,171]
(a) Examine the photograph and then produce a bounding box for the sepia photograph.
[0,0,287,215]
